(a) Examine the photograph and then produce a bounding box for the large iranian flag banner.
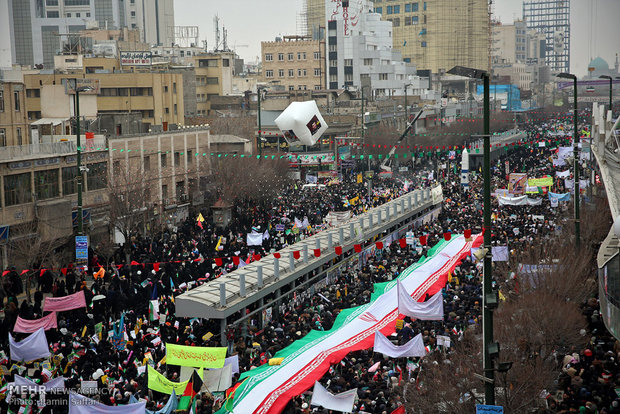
[219,234,482,414]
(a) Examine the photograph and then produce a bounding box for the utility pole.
[257,88,262,159]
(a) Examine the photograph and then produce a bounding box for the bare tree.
[107,162,154,264]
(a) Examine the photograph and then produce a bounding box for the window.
[4,173,31,206]
[46,0,58,5]
[329,59,337,67]
[289,69,295,77]
[174,152,180,166]
[173,82,177,94]
[75,12,80,17]
[303,52,306,60]
[265,53,273,61]
[144,155,150,171]
[161,153,167,167]
[387,5,392,14]
[223,59,229,67]
[66,13,71,17]
[375,7,382,13]
[289,85,295,91]
[314,68,321,76]
[265,70,274,78]
[64,0,89,5]
[405,3,411,12]
[0,129,5,146]
[393,17,400,27]
[297,52,302,60]
[379,73,388,80]
[35,169,59,200]
[314,51,321,59]
[412,15,418,24]
[86,12,90,17]
[278,53,284,61]
[329,44,337,52]
[413,3,419,11]
[174,104,177,115]
[344,59,352,66]
[86,162,107,191]
[26,89,40,98]
[0,91,3,112]
[187,150,193,165]
[47,11,59,17]
[279,69,285,77]
[62,166,78,195]
[13,91,20,112]
[16,128,22,145]
[345,74,353,82]
[405,16,411,25]
[364,58,373,65]
[131,11,135,17]
[206,77,219,84]
[421,41,427,47]
[165,107,169,114]
[423,1,427,10]
[288,53,294,60]
[394,5,400,13]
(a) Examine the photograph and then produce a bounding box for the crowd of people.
[0,110,613,414]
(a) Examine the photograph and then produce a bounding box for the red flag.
[313,249,321,258]
[2,270,9,277]
[61,268,68,276]
[130,261,140,266]
[153,262,160,272]
[376,241,384,250]
[419,235,427,246]
[233,256,240,265]
[354,244,362,253]
[253,254,261,262]
[214,258,223,267]
[391,406,405,414]
[335,246,343,255]
[40,269,46,277]
[464,229,472,239]
[399,238,407,248]
[293,251,300,260]
[197,221,203,230]
[273,253,281,259]
[444,233,451,241]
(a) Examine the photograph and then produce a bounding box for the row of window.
[0,128,24,147]
[264,52,321,62]
[264,68,322,78]
[99,87,153,97]
[376,2,426,14]
[0,90,21,112]
[2,163,106,207]
[52,11,91,18]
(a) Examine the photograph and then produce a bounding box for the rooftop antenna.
[222,26,228,51]
[214,15,220,51]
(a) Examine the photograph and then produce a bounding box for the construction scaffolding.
[523,0,570,73]
[305,0,326,40]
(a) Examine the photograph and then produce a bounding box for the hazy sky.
[175,0,620,77]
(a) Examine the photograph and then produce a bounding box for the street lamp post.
[72,79,93,236]
[257,87,264,159]
[599,75,618,114]
[557,73,580,248]
[448,66,495,406]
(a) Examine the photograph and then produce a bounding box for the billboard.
[120,51,152,66]
[64,78,100,95]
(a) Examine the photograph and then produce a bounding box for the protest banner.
[165,344,226,368]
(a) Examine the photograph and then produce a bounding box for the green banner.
[165,344,226,368]
[148,365,189,394]
[527,176,553,188]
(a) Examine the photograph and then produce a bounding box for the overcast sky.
[175,0,620,77]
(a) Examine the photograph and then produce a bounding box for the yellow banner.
[356,173,363,183]
[348,196,359,206]
[527,176,553,188]
[147,365,189,394]
[165,344,226,368]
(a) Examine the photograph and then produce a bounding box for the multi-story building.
[372,0,489,74]
[492,19,546,66]
[523,0,570,73]
[325,1,417,96]
[0,82,29,147]
[2,0,174,69]
[193,51,235,116]
[24,56,185,129]
[261,37,324,92]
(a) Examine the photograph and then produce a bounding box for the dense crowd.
[0,110,613,414]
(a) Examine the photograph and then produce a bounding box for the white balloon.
[274,100,328,146]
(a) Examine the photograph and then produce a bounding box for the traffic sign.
[75,236,88,260]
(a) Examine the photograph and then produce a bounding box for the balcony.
[0,137,107,162]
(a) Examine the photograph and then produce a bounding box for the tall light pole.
[257,86,266,159]
[448,65,495,406]
[599,75,617,114]
[557,72,580,248]
[72,79,93,235]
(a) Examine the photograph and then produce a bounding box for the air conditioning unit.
[180,194,189,202]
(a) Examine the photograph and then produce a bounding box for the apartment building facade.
[261,38,324,92]
[0,82,29,147]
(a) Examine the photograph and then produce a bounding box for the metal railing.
[0,138,107,161]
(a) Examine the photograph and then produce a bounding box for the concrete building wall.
[0,82,29,146]
[373,0,489,74]
[261,39,324,91]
